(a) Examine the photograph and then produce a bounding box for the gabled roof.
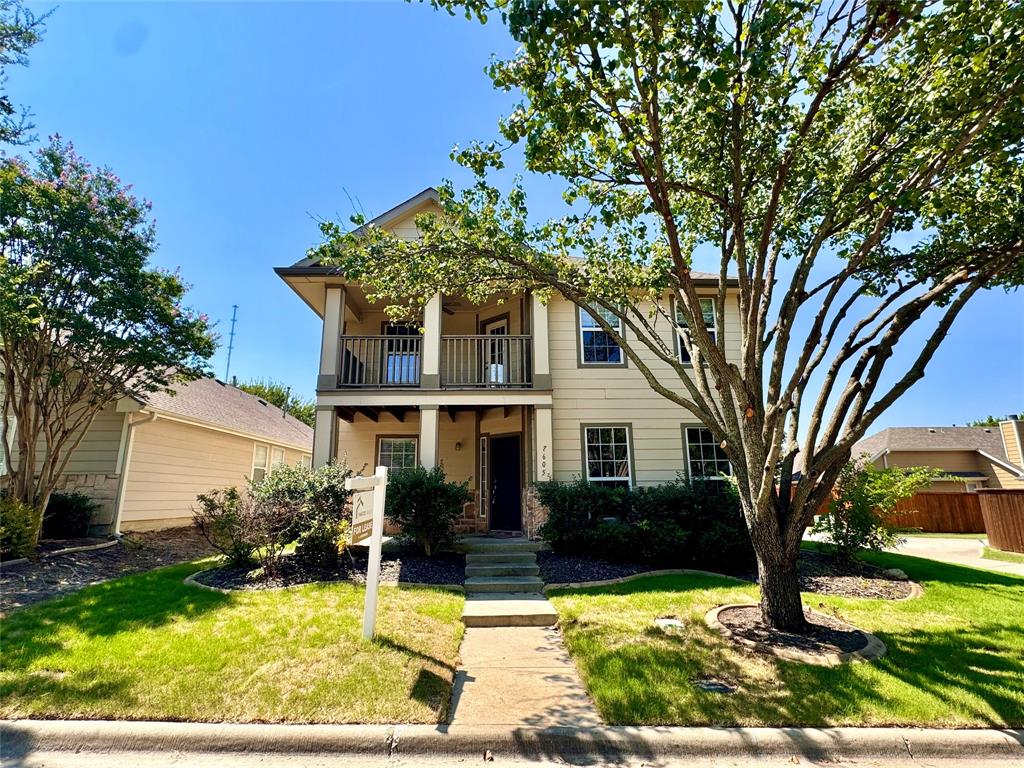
[276,187,736,286]
[142,377,313,451]
[852,426,1007,459]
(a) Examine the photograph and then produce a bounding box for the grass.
[0,561,464,723]
[983,545,1024,565]
[548,551,1024,727]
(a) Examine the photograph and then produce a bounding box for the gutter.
[111,411,158,535]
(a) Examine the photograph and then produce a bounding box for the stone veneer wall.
[522,485,549,540]
[454,491,488,535]
[53,472,120,533]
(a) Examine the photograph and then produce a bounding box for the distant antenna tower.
[224,304,239,382]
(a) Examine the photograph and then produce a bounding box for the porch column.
[534,404,553,481]
[530,293,551,389]
[420,291,442,388]
[312,406,338,468]
[318,286,346,391]
[419,405,439,468]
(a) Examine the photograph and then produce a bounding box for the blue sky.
[11,1,1023,430]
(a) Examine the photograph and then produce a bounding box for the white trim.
[978,450,1024,479]
[112,412,159,534]
[315,391,553,407]
[143,408,311,452]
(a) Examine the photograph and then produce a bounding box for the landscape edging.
[2,720,1022,762]
[543,568,749,593]
[0,538,119,572]
[705,602,887,666]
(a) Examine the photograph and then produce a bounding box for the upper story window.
[300,454,312,471]
[674,298,717,364]
[584,425,633,488]
[578,306,624,366]
[684,426,732,480]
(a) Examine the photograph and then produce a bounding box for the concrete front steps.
[459,536,557,627]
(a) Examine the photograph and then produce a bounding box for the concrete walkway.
[893,536,1024,577]
[449,626,601,727]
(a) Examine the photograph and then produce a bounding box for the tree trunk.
[756,549,808,633]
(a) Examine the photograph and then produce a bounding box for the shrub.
[535,479,629,553]
[247,494,303,576]
[535,477,754,572]
[812,460,939,561]
[193,487,254,567]
[385,466,472,556]
[42,492,99,539]
[249,461,354,568]
[1,496,36,560]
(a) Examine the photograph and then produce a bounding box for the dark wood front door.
[489,435,522,531]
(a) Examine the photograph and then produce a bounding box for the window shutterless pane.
[584,426,632,486]
[579,307,624,365]
[676,298,717,363]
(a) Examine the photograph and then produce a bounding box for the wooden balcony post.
[534,404,553,480]
[312,406,338,468]
[531,293,551,389]
[419,405,439,468]
[318,286,346,390]
[421,292,442,388]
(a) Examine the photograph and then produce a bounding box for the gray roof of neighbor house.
[852,426,1008,460]
[141,377,313,451]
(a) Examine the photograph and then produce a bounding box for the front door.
[489,435,522,531]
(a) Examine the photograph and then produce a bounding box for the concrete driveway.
[894,536,1024,577]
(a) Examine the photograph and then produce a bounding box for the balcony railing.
[441,335,533,388]
[336,334,533,389]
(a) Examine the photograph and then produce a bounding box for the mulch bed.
[716,605,869,657]
[538,551,657,584]
[0,527,215,614]
[795,550,914,600]
[193,550,465,591]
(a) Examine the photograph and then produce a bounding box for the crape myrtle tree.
[313,0,1024,631]
[1,138,215,544]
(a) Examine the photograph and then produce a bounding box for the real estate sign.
[345,465,388,640]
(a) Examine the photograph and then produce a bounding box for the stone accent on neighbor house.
[53,473,120,533]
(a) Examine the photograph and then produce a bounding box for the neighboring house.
[2,377,313,533]
[276,188,741,534]
[852,422,1024,493]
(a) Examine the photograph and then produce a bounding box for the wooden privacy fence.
[979,490,1024,554]
[883,492,985,533]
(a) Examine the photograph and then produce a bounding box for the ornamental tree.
[314,0,1024,631]
[1,138,215,543]
[238,378,315,427]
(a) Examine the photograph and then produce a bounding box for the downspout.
[112,411,158,535]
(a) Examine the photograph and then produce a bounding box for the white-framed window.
[377,437,418,473]
[251,444,270,482]
[270,446,285,470]
[300,454,312,470]
[579,306,624,365]
[583,425,632,488]
[684,427,732,480]
[674,297,717,363]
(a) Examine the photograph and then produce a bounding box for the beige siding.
[548,293,737,486]
[120,417,310,531]
[1001,421,1024,468]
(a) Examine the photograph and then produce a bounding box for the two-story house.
[276,188,739,535]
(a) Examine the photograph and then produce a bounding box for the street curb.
[705,603,887,666]
[2,720,1022,761]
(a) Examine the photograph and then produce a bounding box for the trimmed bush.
[193,487,255,567]
[42,492,99,539]
[385,466,472,556]
[1,496,37,560]
[535,477,754,572]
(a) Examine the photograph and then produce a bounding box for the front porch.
[314,402,553,535]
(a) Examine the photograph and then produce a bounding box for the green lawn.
[549,551,1024,727]
[0,562,464,723]
[983,545,1024,565]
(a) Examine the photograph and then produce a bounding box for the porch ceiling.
[335,403,526,424]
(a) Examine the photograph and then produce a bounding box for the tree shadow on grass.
[549,571,751,599]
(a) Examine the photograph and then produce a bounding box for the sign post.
[346,465,388,640]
